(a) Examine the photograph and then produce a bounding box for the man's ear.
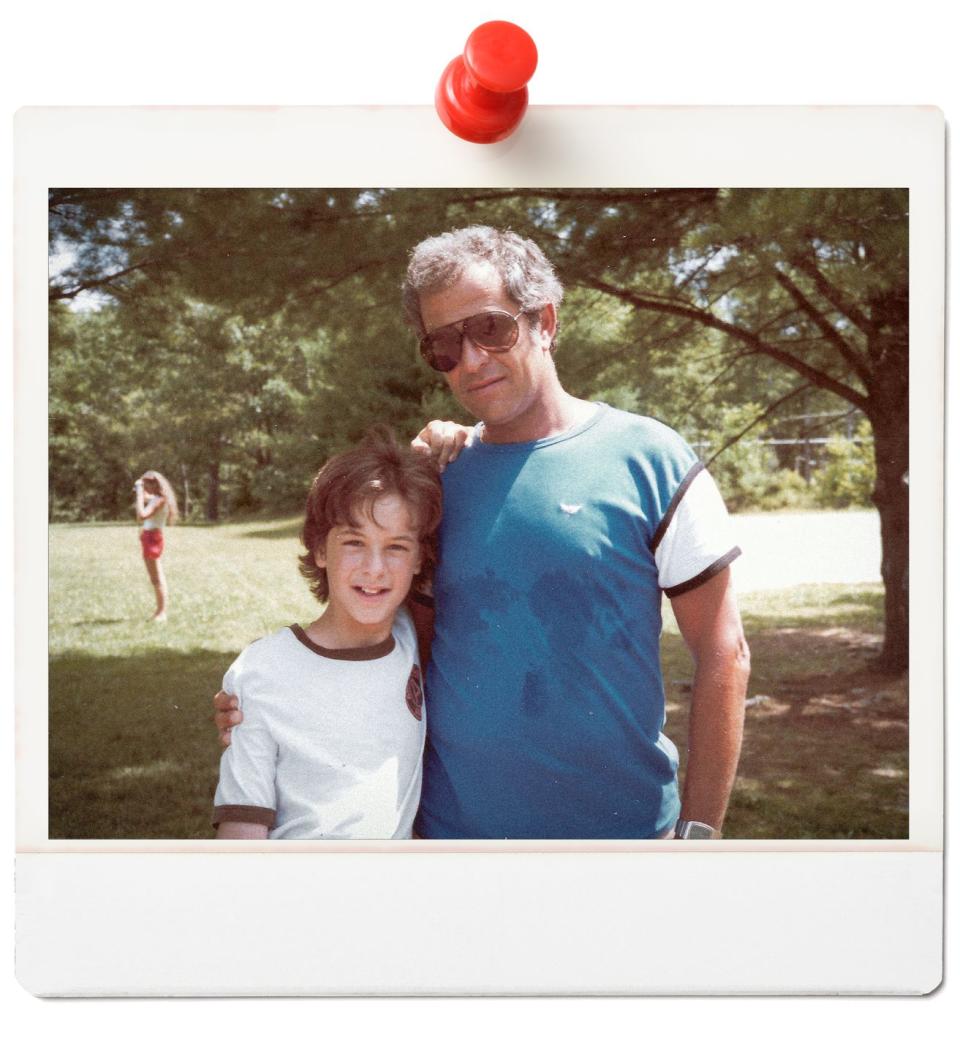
[314,546,327,570]
[537,302,557,350]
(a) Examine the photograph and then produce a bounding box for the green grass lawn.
[48,521,907,840]
[49,517,315,840]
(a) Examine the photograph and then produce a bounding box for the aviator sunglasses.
[419,308,526,373]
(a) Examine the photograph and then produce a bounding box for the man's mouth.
[355,585,389,596]
[466,376,504,394]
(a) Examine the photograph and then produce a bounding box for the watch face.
[677,821,717,840]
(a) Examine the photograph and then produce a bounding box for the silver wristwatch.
[674,820,719,840]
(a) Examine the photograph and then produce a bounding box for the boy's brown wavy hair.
[298,425,442,603]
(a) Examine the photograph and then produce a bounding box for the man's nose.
[458,333,491,372]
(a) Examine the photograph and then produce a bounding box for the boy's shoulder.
[244,624,299,653]
[227,626,300,676]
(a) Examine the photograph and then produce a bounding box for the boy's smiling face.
[314,492,422,647]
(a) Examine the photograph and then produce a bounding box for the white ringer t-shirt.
[213,606,425,839]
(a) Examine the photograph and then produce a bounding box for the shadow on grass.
[50,580,904,842]
[49,648,236,840]
[661,602,908,840]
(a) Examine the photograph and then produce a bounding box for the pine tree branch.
[584,277,872,414]
[705,384,815,468]
[790,253,878,337]
[773,268,873,385]
[49,257,169,301]
[272,188,718,228]
[683,350,762,418]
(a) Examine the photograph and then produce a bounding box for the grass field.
[48,518,908,840]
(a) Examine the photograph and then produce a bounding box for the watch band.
[674,820,718,840]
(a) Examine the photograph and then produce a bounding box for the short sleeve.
[652,462,741,597]
[212,659,279,829]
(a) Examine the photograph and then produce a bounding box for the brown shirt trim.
[212,804,277,829]
[664,546,742,598]
[651,460,706,554]
[289,624,396,661]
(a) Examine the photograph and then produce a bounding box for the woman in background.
[134,471,179,622]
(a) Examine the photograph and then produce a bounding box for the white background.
[2,0,955,1045]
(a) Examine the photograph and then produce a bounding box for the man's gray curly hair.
[402,226,564,351]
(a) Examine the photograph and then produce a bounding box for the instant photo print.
[16,105,944,995]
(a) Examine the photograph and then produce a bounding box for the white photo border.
[16,106,944,994]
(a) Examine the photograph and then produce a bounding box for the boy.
[213,426,442,839]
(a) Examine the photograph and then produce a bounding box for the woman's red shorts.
[140,529,164,560]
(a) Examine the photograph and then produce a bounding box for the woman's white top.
[142,499,168,530]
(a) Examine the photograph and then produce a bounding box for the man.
[216,225,750,840]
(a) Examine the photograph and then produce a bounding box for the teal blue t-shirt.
[416,403,739,839]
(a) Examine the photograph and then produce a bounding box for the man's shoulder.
[595,405,697,465]
[599,403,685,441]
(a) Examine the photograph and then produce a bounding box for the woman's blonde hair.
[141,470,180,525]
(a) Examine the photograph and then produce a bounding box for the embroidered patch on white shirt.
[559,503,582,515]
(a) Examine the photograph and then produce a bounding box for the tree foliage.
[49,187,909,668]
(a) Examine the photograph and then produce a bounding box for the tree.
[49,305,140,520]
[542,189,908,672]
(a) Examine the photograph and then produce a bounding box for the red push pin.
[436,21,538,144]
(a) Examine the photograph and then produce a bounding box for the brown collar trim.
[289,624,396,661]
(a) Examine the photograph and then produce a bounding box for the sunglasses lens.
[419,311,522,373]
[429,350,460,373]
[463,312,519,350]
[420,329,462,373]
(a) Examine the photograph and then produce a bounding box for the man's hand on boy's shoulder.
[213,690,242,747]
[411,419,472,473]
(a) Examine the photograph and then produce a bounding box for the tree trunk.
[870,421,909,673]
[867,284,909,674]
[180,463,190,520]
[205,458,221,522]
